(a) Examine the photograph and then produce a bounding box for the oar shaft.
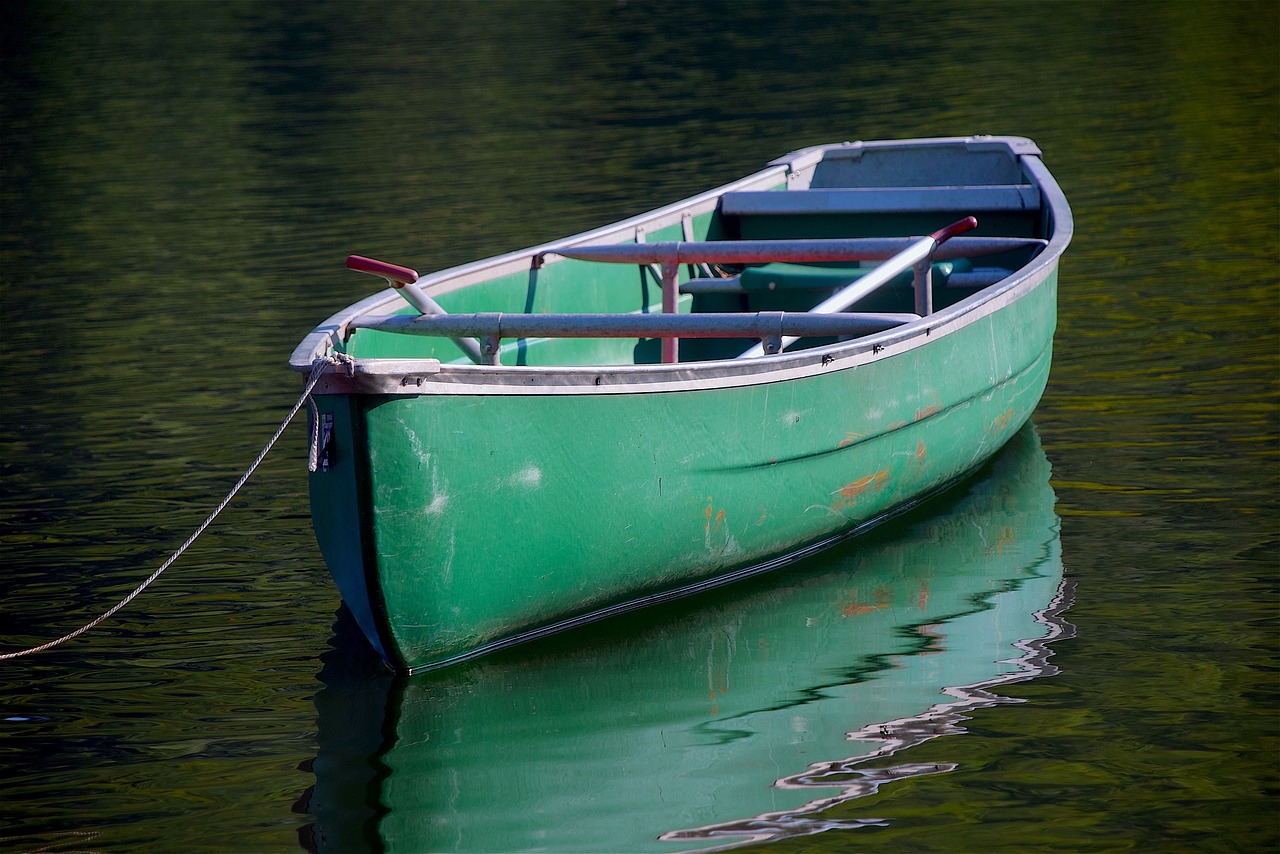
[738,217,977,358]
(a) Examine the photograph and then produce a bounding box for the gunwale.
[289,136,1072,396]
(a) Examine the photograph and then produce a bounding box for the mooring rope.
[0,356,338,661]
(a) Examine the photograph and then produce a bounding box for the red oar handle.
[346,255,419,287]
[929,216,979,244]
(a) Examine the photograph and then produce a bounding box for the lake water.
[1,2,1276,851]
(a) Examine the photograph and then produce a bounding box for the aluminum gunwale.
[291,136,1071,398]
[307,263,1053,397]
[765,135,1044,167]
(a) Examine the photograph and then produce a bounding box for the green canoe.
[289,135,1073,673]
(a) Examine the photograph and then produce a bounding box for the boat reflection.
[296,424,1071,853]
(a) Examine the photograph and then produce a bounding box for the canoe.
[289,135,1073,673]
[299,425,1069,852]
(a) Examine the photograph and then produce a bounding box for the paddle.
[346,255,486,364]
[737,216,978,359]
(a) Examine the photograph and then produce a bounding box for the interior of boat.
[339,146,1051,368]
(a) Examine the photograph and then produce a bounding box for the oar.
[346,255,486,364]
[738,216,979,359]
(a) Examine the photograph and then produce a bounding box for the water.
[1,1,1275,851]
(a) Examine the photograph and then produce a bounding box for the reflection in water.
[297,425,1071,852]
[665,584,1074,850]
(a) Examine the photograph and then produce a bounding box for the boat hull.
[296,136,1072,672]
[309,272,1056,671]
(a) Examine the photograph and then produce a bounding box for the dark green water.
[1,1,1275,851]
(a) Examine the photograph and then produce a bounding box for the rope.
[0,356,338,661]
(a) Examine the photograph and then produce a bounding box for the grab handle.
[346,255,486,364]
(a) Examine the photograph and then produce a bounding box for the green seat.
[739,258,971,292]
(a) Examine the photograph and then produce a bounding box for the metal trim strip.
[308,261,1054,397]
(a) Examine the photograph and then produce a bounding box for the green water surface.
[1,1,1275,851]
